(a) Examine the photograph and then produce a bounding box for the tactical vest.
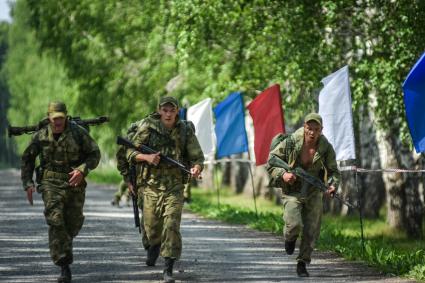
[39,122,86,174]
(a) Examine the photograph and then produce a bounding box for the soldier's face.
[304,121,322,144]
[158,104,178,129]
[49,116,66,133]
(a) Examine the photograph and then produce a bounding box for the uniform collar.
[294,127,328,163]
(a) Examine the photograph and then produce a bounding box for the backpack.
[116,121,144,178]
[269,132,290,152]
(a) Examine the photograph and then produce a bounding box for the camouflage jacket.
[21,121,101,189]
[266,127,340,193]
[116,119,145,182]
[127,113,204,189]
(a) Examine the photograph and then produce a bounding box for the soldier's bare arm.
[21,133,41,205]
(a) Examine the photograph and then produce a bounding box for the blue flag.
[403,52,425,153]
[214,92,249,158]
[179,108,187,120]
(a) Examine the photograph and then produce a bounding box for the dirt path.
[0,169,415,282]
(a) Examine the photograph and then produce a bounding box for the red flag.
[247,84,285,165]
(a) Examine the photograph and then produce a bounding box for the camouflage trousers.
[40,179,86,266]
[281,189,323,264]
[183,183,191,202]
[142,184,184,259]
[136,187,149,250]
[114,180,130,202]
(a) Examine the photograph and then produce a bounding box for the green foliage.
[189,189,283,233]
[320,222,425,277]
[3,0,422,158]
[86,165,122,185]
[189,188,425,281]
[3,0,79,154]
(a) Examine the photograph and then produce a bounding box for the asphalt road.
[0,169,415,282]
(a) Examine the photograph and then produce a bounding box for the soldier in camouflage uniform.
[21,102,100,283]
[111,180,130,207]
[267,113,340,277]
[116,119,149,250]
[127,96,204,283]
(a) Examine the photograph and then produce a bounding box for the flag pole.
[355,167,365,255]
[213,159,221,209]
[247,152,259,219]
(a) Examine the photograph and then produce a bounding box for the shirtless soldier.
[267,113,340,277]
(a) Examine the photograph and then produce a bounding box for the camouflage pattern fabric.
[114,180,130,203]
[116,120,150,249]
[21,121,100,266]
[127,113,204,259]
[116,120,145,183]
[266,127,340,263]
[136,185,150,250]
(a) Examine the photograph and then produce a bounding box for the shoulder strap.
[69,121,85,148]
[270,133,290,151]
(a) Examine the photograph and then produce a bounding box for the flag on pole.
[214,92,249,158]
[403,52,425,153]
[178,107,187,120]
[247,84,285,165]
[318,65,356,161]
[187,98,215,157]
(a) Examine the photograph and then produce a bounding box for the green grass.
[188,187,425,281]
[87,166,122,184]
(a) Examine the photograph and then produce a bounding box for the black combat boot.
[296,261,309,277]
[146,244,161,266]
[163,257,175,283]
[284,239,296,255]
[57,265,72,283]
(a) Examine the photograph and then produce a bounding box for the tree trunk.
[221,161,231,187]
[0,77,18,167]
[370,90,422,238]
[357,109,385,218]
[375,125,423,238]
[230,153,249,194]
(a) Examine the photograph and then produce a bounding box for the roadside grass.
[88,167,425,281]
[87,166,122,185]
[188,187,425,281]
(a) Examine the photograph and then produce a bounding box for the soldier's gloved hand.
[282,172,297,185]
[190,165,202,179]
[26,186,35,205]
[69,169,84,187]
[325,185,336,198]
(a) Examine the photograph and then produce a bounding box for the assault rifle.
[116,136,191,175]
[8,116,109,137]
[268,154,357,209]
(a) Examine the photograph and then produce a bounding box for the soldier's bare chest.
[300,145,316,169]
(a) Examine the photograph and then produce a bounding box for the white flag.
[187,98,216,158]
[319,66,356,161]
